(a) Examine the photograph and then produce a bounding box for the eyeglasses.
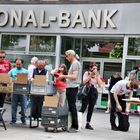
[0,56,5,59]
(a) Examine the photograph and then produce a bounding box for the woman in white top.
[79,62,102,130]
[28,56,38,79]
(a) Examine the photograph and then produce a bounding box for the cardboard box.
[0,83,13,93]
[0,73,13,93]
[0,73,12,83]
[44,96,58,107]
[32,75,47,85]
[15,73,28,84]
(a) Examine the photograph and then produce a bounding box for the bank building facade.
[0,1,140,104]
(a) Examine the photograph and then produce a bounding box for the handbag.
[77,84,91,100]
[117,112,130,132]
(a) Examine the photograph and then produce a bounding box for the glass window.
[82,61,100,76]
[30,36,56,52]
[61,37,73,54]
[82,38,123,58]
[103,62,122,83]
[1,35,26,51]
[128,37,140,56]
[74,38,81,57]
[7,54,55,70]
[125,60,140,80]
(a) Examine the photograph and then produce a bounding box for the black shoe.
[85,124,94,130]
[111,126,118,131]
[10,121,16,125]
[22,121,26,125]
[68,128,78,133]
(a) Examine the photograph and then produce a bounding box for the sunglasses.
[0,56,5,59]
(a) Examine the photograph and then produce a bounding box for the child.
[51,64,67,107]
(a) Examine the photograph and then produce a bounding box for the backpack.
[117,112,130,132]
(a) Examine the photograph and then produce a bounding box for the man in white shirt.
[110,80,138,131]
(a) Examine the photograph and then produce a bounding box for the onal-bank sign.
[0,4,140,34]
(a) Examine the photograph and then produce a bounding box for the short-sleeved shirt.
[8,67,28,79]
[110,80,131,96]
[67,59,81,88]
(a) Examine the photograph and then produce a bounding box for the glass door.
[81,59,122,109]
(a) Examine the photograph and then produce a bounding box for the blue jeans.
[11,93,26,123]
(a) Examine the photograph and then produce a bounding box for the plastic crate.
[41,115,68,127]
[13,83,30,95]
[30,84,47,95]
[42,105,68,116]
[101,101,107,106]
[131,104,137,110]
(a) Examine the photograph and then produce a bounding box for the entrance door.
[81,58,122,83]
[81,58,122,109]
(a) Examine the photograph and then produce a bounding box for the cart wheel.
[45,127,48,132]
[53,128,57,133]
[62,127,67,131]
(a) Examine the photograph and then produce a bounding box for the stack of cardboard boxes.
[41,96,68,132]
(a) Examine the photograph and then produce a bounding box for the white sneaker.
[105,110,110,113]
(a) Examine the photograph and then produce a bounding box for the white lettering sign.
[0,10,8,26]
[0,9,118,29]
[23,10,37,27]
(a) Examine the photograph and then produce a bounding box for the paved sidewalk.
[0,104,139,140]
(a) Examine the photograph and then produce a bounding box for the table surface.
[123,98,140,105]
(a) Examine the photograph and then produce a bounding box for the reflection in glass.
[125,60,140,80]
[75,38,81,57]
[82,38,123,58]
[103,62,122,83]
[61,37,73,54]
[30,36,56,52]
[1,35,26,51]
[7,54,55,69]
[128,38,140,56]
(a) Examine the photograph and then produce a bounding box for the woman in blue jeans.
[79,62,102,130]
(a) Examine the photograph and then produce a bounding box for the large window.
[1,35,26,51]
[128,37,140,56]
[103,62,122,83]
[7,54,55,69]
[125,60,140,80]
[30,36,56,53]
[82,38,123,58]
[61,37,74,54]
